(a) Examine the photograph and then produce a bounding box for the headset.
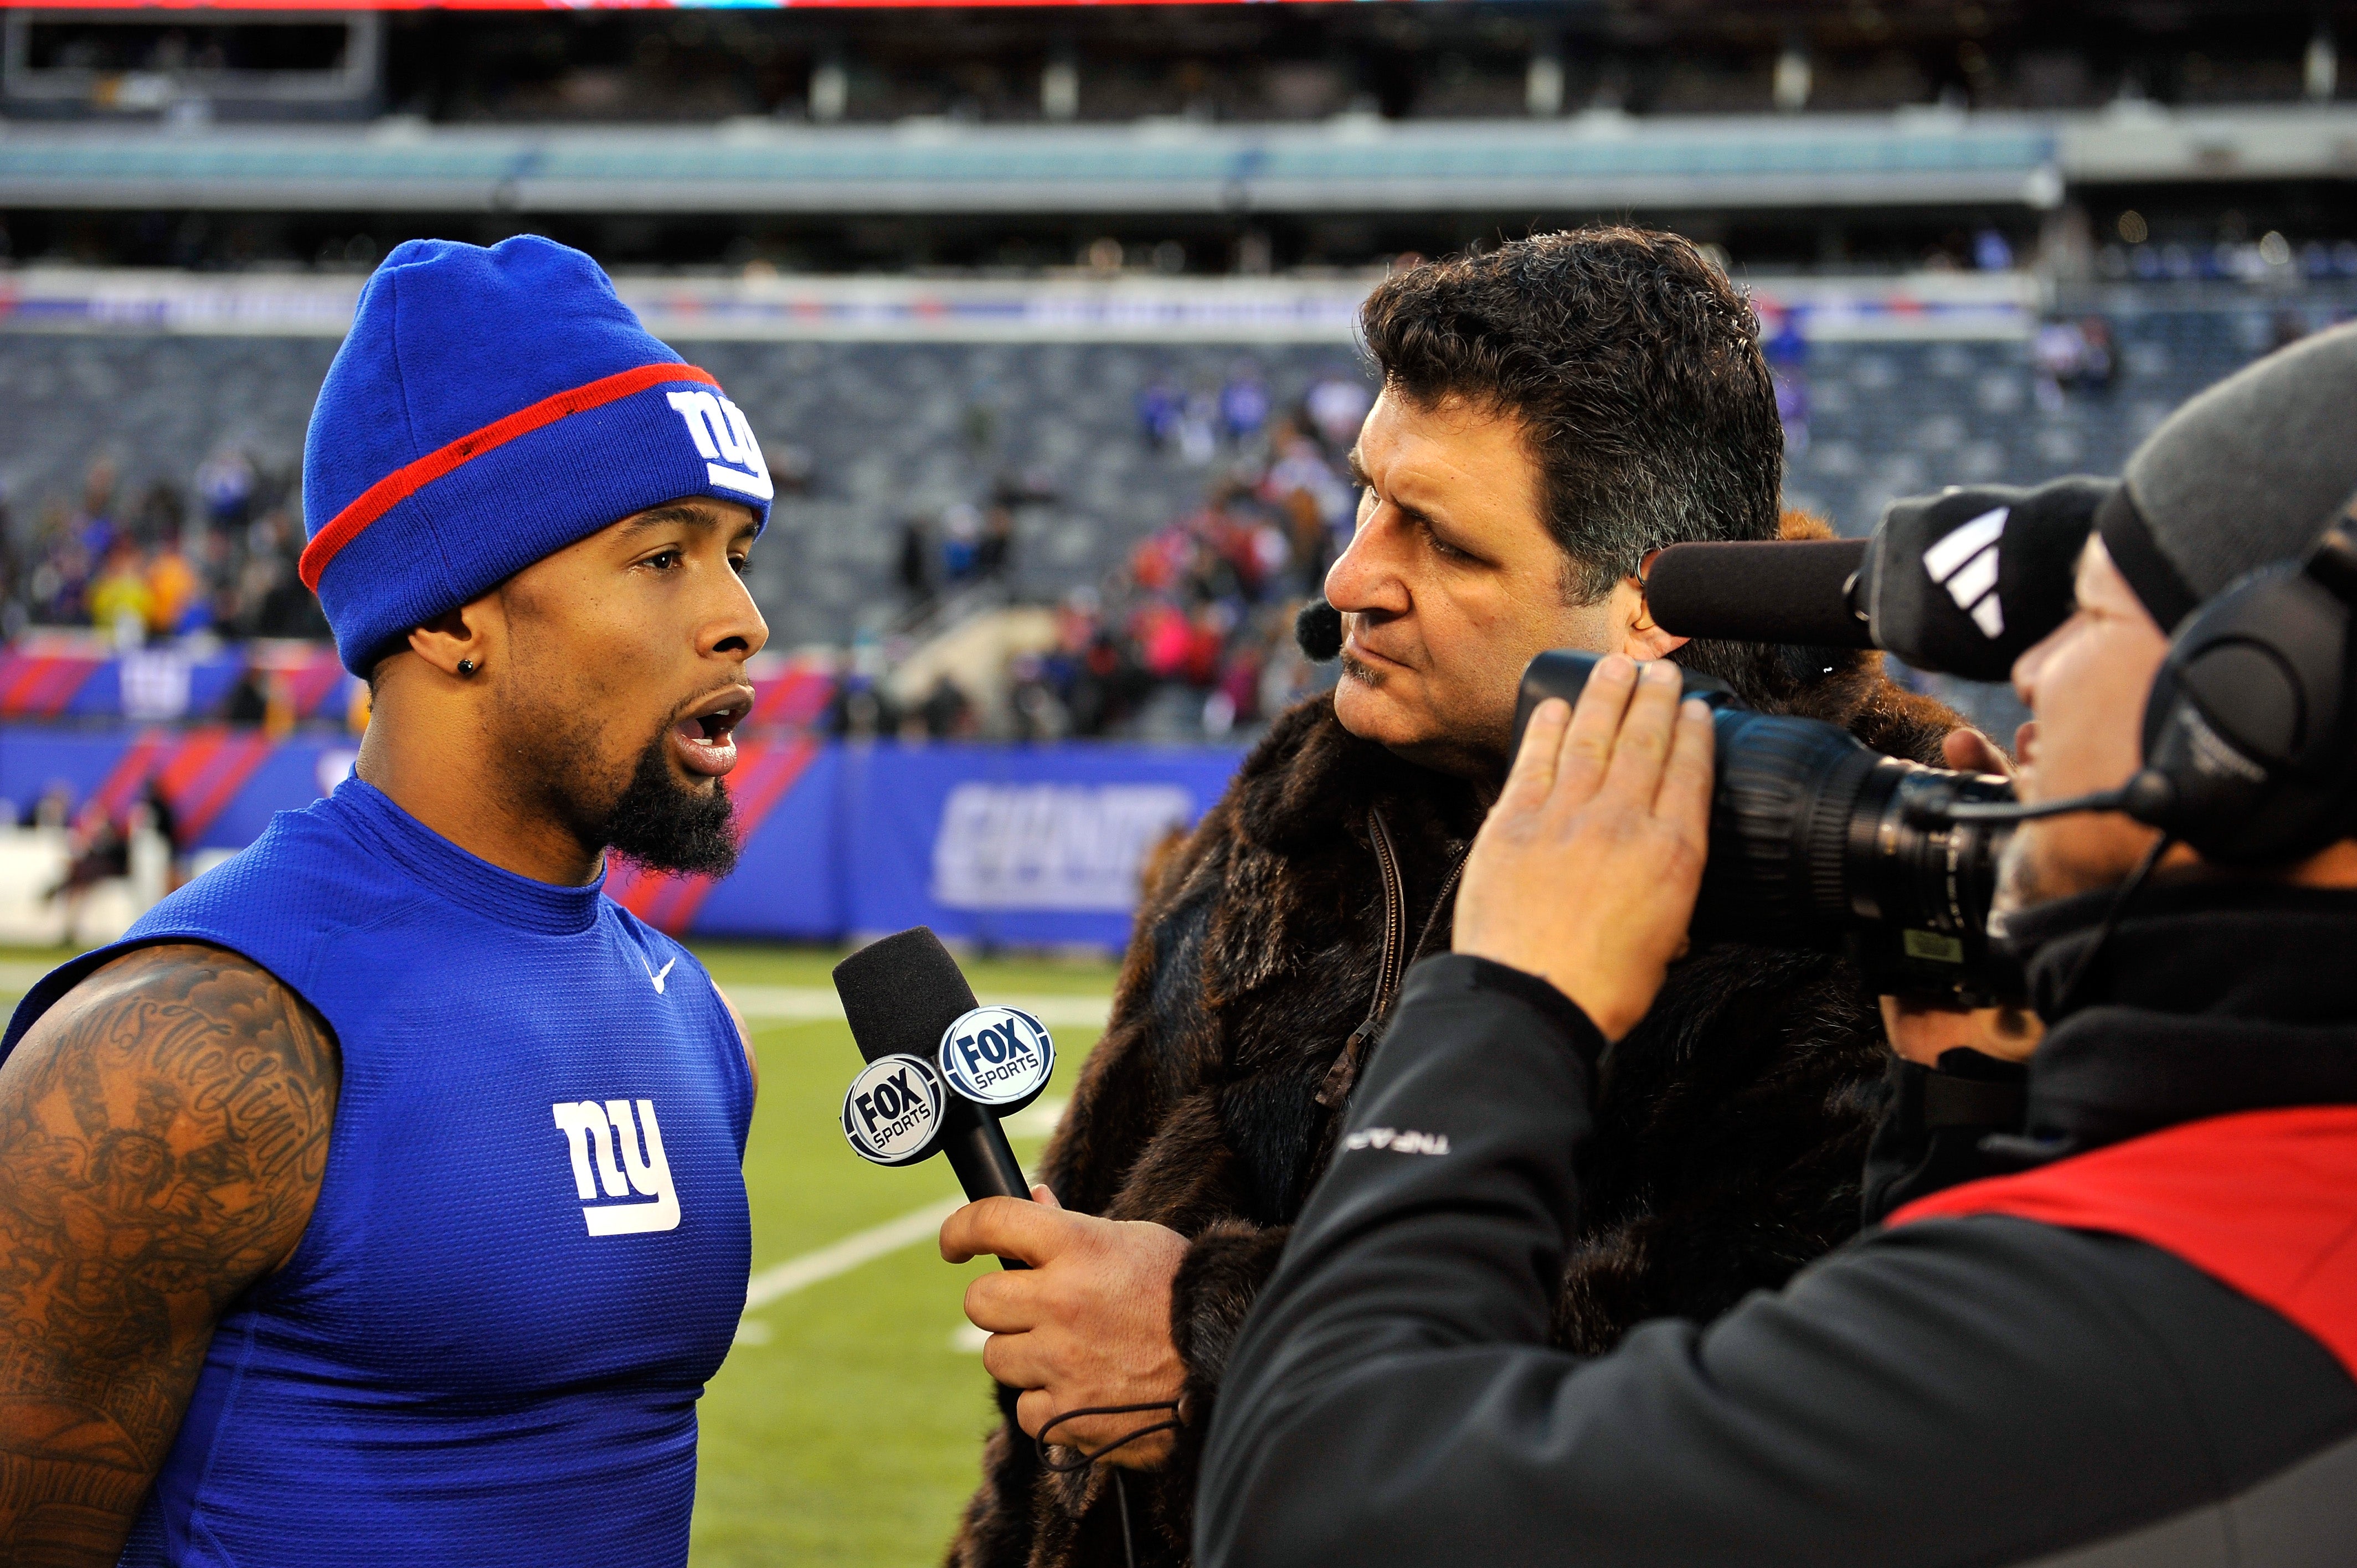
[1953,495,2357,868]
[2132,498,2357,864]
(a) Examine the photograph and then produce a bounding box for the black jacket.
[1198,881,2357,1567]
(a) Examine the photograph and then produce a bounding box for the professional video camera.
[1513,649,2020,1003]
[1504,477,2116,1003]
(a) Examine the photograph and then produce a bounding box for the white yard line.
[732,1102,1066,1343]
[743,1195,966,1312]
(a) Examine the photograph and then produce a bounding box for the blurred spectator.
[76,459,120,560]
[917,674,975,739]
[1305,372,1373,450]
[1176,388,1219,465]
[1775,370,1811,456]
[140,777,181,858]
[897,517,936,608]
[766,441,816,497]
[197,446,257,531]
[976,506,1015,580]
[223,662,271,727]
[89,540,156,647]
[2032,315,2120,411]
[1137,376,1182,450]
[146,539,205,637]
[1220,363,1271,444]
[941,504,984,583]
[45,798,128,918]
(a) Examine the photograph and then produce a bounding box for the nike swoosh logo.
[641,955,677,996]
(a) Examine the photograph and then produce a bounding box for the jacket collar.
[2005,879,2357,1157]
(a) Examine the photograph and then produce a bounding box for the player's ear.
[406,597,499,682]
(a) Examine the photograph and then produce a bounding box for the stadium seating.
[5,280,2351,660]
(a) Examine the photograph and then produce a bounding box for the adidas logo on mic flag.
[1922,506,2010,640]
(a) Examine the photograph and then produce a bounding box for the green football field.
[0,940,1120,1568]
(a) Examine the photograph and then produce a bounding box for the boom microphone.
[833,929,1031,1207]
[1646,539,1874,648]
[1643,477,2114,682]
[1861,478,2108,681]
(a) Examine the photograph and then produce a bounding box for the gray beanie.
[2099,319,2357,629]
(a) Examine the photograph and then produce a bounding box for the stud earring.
[457,659,477,676]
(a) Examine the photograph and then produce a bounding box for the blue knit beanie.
[300,235,772,674]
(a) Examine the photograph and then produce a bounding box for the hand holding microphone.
[833,929,1190,1467]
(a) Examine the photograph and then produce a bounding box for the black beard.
[597,729,740,877]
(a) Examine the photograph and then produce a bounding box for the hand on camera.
[1454,656,1716,1043]
[1941,728,2017,780]
[941,1186,1190,1467]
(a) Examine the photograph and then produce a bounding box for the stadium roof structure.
[0,111,2061,213]
[1,104,2349,215]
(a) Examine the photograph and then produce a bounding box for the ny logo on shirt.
[551,1099,681,1235]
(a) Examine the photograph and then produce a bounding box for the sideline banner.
[1,727,1244,952]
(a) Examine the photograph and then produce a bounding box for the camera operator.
[1196,324,2357,1567]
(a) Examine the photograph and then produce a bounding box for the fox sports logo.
[843,1053,948,1167]
[937,1006,1055,1109]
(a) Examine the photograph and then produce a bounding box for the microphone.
[1940,770,2176,826]
[833,928,1032,1208]
[1646,538,1873,648]
[1861,478,2108,682]
[1295,598,1343,662]
[1642,477,2114,681]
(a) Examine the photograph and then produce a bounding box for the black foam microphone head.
[1867,476,2112,682]
[832,927,980,1066]
[1645,538,1874,648]
[1295,598,1343,662]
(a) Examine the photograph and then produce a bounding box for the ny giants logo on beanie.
[299,235,773,675]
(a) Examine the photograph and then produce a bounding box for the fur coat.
[946,646,1962,1568]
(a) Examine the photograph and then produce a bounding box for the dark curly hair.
[1359,227,1783,605]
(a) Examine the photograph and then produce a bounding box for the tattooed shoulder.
[0,942,340,1562]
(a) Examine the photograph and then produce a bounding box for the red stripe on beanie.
[299,361,720,591]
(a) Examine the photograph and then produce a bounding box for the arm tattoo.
[0,942,340,1565]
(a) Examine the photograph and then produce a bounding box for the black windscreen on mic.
[832,927,1031,1208]
[1295,597,1343,662]
[1646,538,1875,648]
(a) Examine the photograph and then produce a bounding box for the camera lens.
[1512,650,2022,1002]
[1694,706,2016,998]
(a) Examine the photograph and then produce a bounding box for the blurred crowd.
[0,450,327,647]
[828,364,1370,745]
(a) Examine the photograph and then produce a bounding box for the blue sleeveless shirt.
[1,778,753,1567]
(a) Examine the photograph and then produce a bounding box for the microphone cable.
[1035,1399,1187,1568]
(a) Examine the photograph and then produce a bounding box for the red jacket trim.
[297,362,719,592]
[1888,1105,2357,1379]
